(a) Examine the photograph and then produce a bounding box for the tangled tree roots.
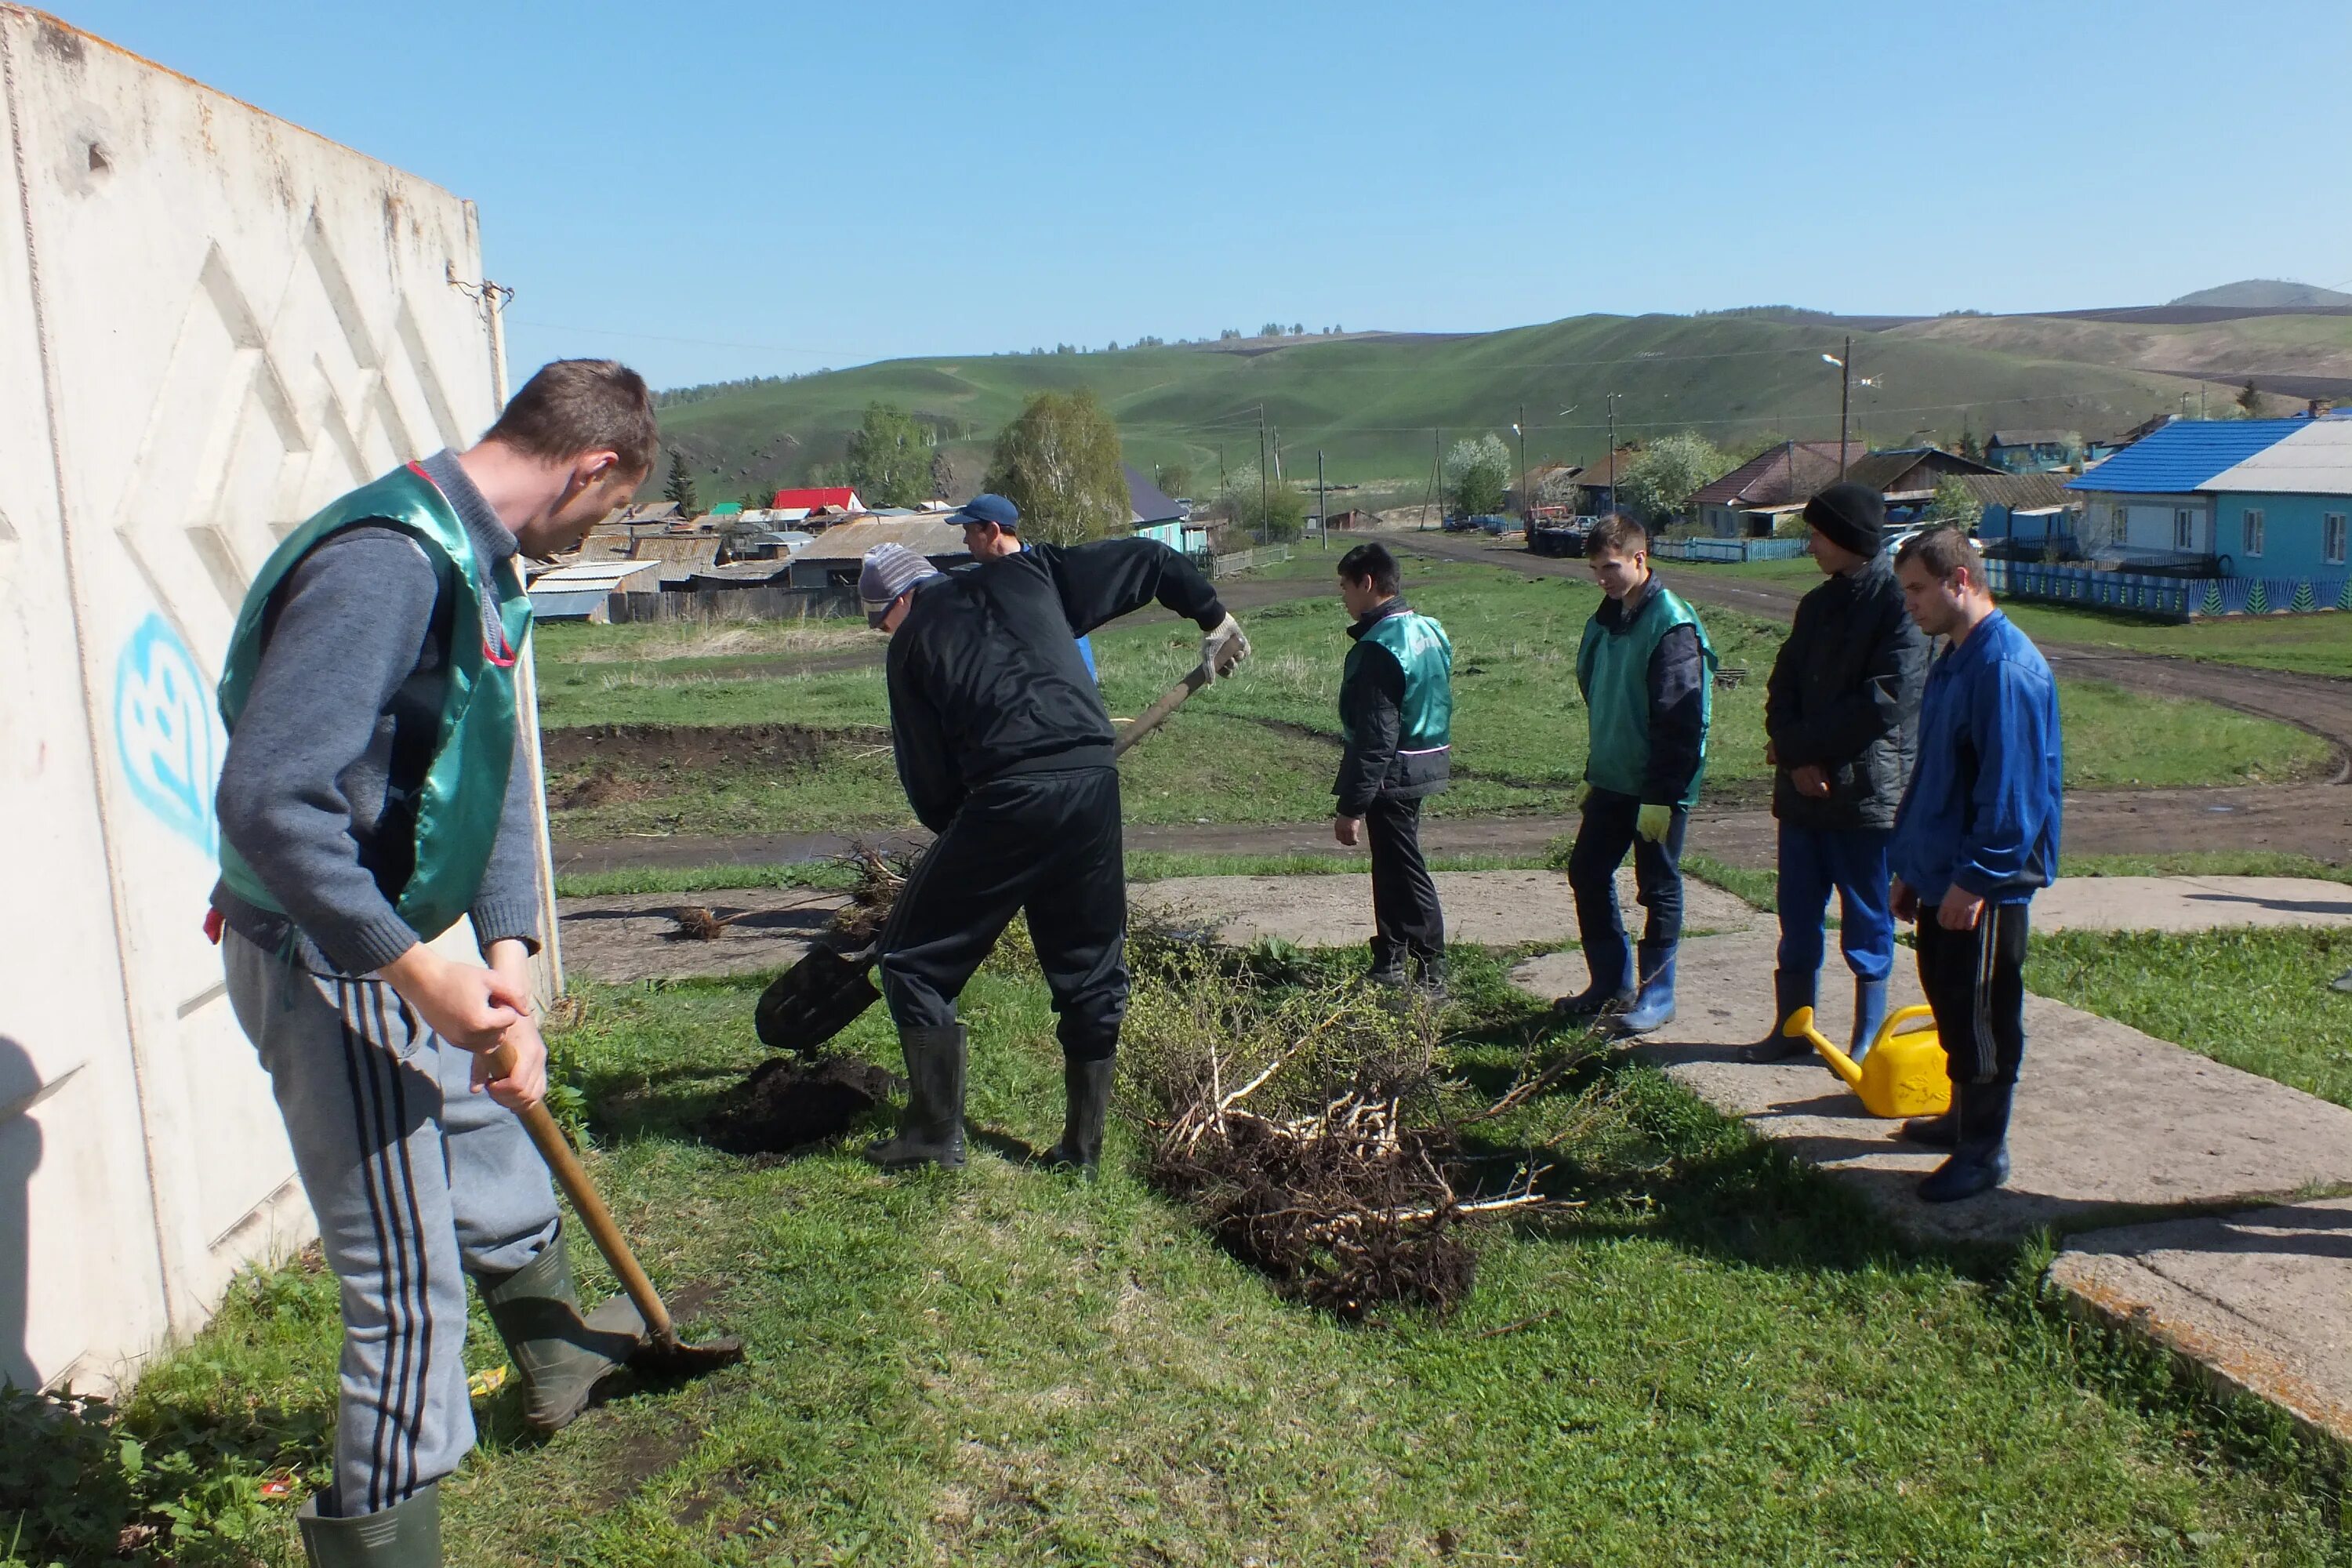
[669,905,737,941]
[1130,972,1563,1321]
[829,844,913,945]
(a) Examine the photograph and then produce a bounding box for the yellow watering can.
[1782,1004,1952,1120]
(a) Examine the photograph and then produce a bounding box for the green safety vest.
[216,462,532,945]
[1343,608,1454,752]
[1577,581,1717,808]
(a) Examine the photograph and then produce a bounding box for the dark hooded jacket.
[1763,553,1930,831]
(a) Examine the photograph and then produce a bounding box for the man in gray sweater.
[211,361,654,1567]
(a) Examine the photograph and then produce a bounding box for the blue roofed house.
[2195,418,2352,604]
[2027,416,2347,615]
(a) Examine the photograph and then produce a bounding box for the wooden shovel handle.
[485,1038,674,1341]
[1114,665,1210,759]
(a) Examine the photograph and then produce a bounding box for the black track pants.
[1366,794,1445,967]
[1914,901,2030,1087]
[877,767,1127,1060]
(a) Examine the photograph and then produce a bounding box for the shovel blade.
[756,944,883,1054]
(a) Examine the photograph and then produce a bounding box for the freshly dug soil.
[703,1054,902,1155]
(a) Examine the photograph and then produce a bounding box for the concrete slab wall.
[0,6,555,1391]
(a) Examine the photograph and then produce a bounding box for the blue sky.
[59,0,2352,390]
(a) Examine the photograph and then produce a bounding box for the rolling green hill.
[650,307,2329,503]
[2169,278,2352,308]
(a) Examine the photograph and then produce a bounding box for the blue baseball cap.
[949,493,1020,532]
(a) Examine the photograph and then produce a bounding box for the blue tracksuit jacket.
[1888,610,2063,906]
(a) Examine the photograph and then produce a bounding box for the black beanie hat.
[1802,481,1886,557]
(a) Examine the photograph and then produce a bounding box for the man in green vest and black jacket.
[1555,514,1717,1036]
[212,361,656,1566]
[1332,542,1454,996]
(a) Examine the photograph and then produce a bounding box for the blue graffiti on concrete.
[114,613,220,852]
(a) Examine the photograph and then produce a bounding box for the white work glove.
[1199,613,1250,683]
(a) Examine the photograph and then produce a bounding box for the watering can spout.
[1787,1007,1864,1091]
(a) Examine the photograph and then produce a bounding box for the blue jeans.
[1776,824,1896,983]
[1568,787,1687,951]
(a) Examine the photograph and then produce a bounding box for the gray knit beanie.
[858,543,941,626]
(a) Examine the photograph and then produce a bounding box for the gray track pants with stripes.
[224,929,559,1516]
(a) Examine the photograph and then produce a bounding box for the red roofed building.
[771,485,865,513]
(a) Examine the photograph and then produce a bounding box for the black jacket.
[1763,554,1929,831]
[1334,598,1451,815]
[886,537,1226,833]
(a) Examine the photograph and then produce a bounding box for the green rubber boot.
[296,1483,441,1566]
[478,1230,644,1436]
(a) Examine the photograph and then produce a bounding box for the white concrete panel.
[2,6,557,1386]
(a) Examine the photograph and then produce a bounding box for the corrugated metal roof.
[771,486,864,510]
[1687,441,1860,508]
[2066,418,2310,495]
[2196,417,2352,496]
[1953,472,2074,510]
[789,517,974,564]
[531,559,663,587]
[1123,463,1183,524]
[1987,429,2070,447]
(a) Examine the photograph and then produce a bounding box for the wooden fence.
[1211,544,1295,577]
[607,586,848,623]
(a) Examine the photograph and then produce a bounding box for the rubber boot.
[1553,931,1633,1019]
[1364,945,1408,989]
[1044,1054,1116,1175]
[296,1483,441,1566]
[1610,944,1678,1036]
[1414,953,1448,1004]
[865,1024,967,1170]
[1846,976,1891,1065]
[1899,1109,1958,1148]
[1737,968,1815,1063]
[478,1229,645,1435]
[1917,1083,2013,1203]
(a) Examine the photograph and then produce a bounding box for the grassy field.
[1674,556,2352,679]
[650,310,2228,503]
[45,946,2351,1565]
[2025,927,2352,1111]
[534,558,2331,843]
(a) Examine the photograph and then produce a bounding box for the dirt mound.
[543,722,887,774]
[703,1054,902,1155]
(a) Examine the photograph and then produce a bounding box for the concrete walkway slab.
[1131,868,1756,951]
[2034,876,2352,933]
[2053,1200,2352,1444]
[1509,931,2352,1246]
[559,887,848,982]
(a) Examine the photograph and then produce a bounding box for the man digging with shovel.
[857,537,1249,1174]
[210,362,687,1566]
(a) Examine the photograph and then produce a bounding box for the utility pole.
[1606,395,1619,514]
[1433,427,1443,528]
[1258,408,1269,546]
[1318,448,1328,551]
[1515,401,1527,524]
[1837,336,1853,477]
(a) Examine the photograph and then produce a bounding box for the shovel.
[754,663,1214,1054]
[485,1036,747,1375]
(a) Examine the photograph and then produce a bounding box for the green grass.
[2065,850,2352,885]
[1681,852,1781,912]
[535,556,2329,843]
[69,948,2352,1565]
[2027,927,2352,1109]
[554,863,866,898]
[1998,601,2352,680]
[552,851,1560,900]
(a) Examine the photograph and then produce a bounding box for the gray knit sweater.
[210,448,541,975]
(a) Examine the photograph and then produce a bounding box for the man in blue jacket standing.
[1888,528,2063,1203]
[1331,543,1454,996]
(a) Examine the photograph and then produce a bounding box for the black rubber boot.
[1553,933,1633,1019]
[477,1228,644,1436]
[1918,1083,2014,1203]
[866,1024,967,1170]
[1899,1110,1958,1148]
[1737,968,1815,1063]
[1414,953,1448,1003]
[1044,1054,1116,1175]
[1364,948,1408,989]
[296,1483,441,1566]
